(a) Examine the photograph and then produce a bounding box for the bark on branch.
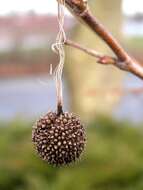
[60,0,143,80]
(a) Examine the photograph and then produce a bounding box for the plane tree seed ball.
[32,111,86,166]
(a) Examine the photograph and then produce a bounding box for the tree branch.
[65,39,119,66]
[61,0,143,80]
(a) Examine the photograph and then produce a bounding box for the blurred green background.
[0,0,143,189]
[1,118,143,190]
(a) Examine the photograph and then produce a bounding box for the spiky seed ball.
[32,111,86,166]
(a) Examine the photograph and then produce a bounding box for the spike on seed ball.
[32,111,86,166]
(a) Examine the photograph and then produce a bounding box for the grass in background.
[0,117,143,190]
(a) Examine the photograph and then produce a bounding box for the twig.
[62,0,143,80]
[65,39,118,65]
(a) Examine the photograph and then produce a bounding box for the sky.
[0,0,142,15]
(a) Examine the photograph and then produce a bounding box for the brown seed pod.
[32,111,86,166]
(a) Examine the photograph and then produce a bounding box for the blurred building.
[0,13,75,77]
[0,13,74,52]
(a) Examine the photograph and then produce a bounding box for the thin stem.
[65,39,117,65]
[65,39,143,77]
[57,102,63,116]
